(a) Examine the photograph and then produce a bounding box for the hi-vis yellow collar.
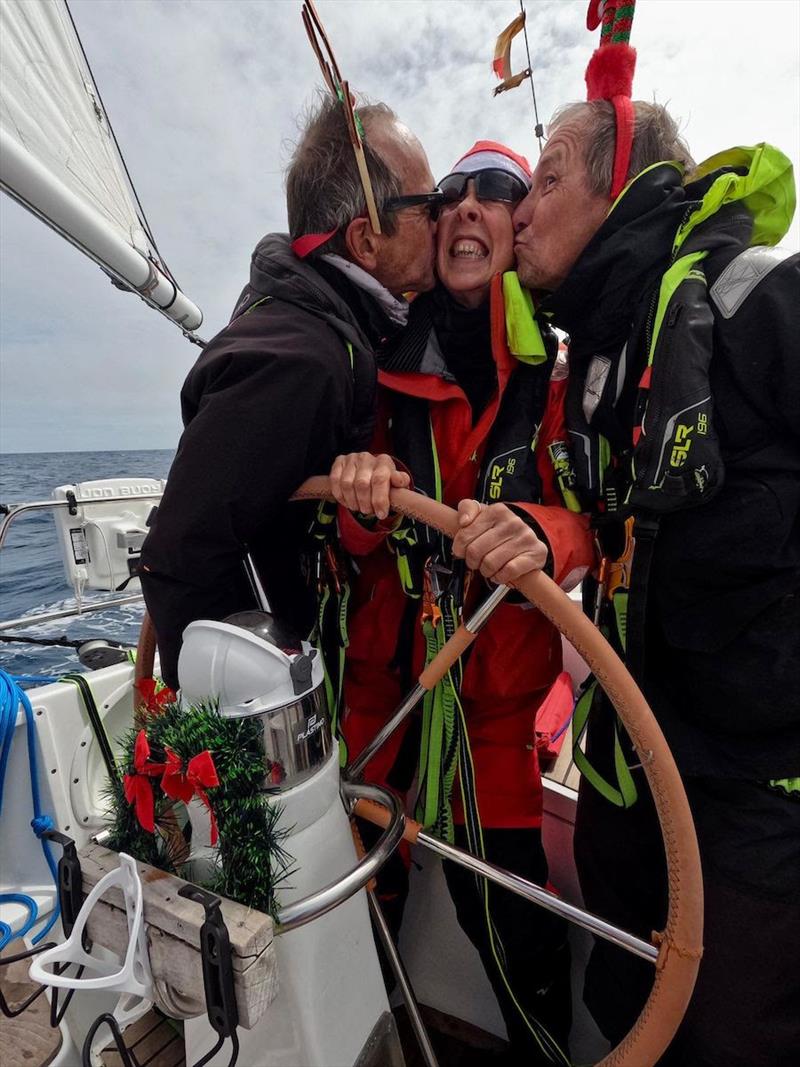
[502,271,547,364]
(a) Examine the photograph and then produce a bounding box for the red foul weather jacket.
[340,275,595,828]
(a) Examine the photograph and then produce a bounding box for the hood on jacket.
[231,232,377,360]
[677,143,795,254]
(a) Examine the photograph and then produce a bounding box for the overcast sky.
[2,0,798,454]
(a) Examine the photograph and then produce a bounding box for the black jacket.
[140,235,381,688]
[545,159,800,777]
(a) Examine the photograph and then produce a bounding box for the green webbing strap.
[61,673,118,784]
[572,680,638,808]
[336,581,351,767]
[429,415,442,503]
[309,500,337,542]
[389,522,423,597]
[309,500,350,765]
[414,609,459,840]
[613,591,629,652]
[317,584,334,705]
[314,576,350,767]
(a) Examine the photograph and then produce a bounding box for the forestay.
[0,0,203,334]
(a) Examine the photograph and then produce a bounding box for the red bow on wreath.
[135,678,177,716]
[123,729,167,833]
[161,747,220,845]
[123,731,220,843]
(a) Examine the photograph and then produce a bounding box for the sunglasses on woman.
[382,168,529,223]
[438,168,530,209]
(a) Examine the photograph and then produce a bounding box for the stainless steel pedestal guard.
[253,683,332,792]
[274,783,405,934]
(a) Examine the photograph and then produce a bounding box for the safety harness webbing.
[384,306,570,1062]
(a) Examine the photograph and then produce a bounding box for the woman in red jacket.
[331,143,594,1063]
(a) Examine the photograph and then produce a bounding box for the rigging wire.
[63,0,179,289]
[518,0,545,153]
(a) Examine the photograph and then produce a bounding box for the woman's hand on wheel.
[329,453,410,520]
[452,500,548,584]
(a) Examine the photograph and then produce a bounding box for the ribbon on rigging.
[492,12,531,96]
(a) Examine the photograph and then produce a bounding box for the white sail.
[0,0,203,334]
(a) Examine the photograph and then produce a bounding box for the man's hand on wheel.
[329,452,410,520]
[452,501,548,584]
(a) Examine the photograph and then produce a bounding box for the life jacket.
[565,144,796,805]
[569,146,795,520]
[377,273,572,840]
[384,274,563,599]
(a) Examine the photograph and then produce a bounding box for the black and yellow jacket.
[544,145,800,778]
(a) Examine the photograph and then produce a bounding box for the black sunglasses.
[383,190,445,221]
[438,168,530,209]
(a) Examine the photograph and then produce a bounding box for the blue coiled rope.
[0,669,62,948]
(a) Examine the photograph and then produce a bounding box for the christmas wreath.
[105,680,290,918]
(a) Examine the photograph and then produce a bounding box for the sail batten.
[0,0,203,335]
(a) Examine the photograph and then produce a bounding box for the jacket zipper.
[643,204,696,359]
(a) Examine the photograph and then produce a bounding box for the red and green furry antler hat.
[584,1,638,199]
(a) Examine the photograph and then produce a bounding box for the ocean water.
[0,449,174,678]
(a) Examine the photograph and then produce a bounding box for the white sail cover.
[0,0,202,332]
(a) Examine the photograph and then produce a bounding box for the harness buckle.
[421,561,443,628]
[324,543,342,593]
[606,515,635,600]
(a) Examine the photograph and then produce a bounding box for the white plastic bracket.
[29,852,154,1045]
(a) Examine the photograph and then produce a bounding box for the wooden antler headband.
[301,0,382,234]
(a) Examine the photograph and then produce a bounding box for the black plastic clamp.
[42,830,83,938]
[177,884,240,1067]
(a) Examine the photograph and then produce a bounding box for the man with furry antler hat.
[511,2,800,1062]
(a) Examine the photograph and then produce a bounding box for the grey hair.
[286,96,402,256]
[548,100,696,196]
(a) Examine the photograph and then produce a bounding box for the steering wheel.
[135,477,703,1067]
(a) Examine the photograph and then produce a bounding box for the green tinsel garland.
[105,700,291,918]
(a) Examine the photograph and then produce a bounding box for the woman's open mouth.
[449,237,489,259]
